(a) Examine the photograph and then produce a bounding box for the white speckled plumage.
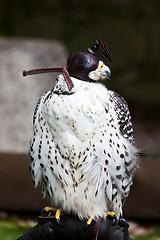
[29,64,138,220]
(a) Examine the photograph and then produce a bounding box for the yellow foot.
[87,217,93,225]
[55,208,61,222]
[44,206,56,212]
[41,206,62,222]
[106,211,115,218]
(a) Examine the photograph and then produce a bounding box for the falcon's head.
[67,40,112,83]
[67,52,111,82]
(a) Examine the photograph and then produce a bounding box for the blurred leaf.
[0,219,32,240]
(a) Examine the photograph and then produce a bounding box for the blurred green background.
[0,0,160,118]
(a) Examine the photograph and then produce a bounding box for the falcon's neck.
[53,74,96,95]
[53,74,72,95]
[52,74,109,107]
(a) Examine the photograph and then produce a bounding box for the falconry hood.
[22,40,112,91]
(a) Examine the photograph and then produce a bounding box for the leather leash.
[93,217,102,240]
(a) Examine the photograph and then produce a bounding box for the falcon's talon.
[55,208,61,222]
[45,206,56,212]
[41,206,54,215]
[87,217,93,225]
[41,206,63,220]
[106,211,115,218]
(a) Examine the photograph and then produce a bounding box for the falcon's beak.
[99,64,111,80]
[105,67,111,79]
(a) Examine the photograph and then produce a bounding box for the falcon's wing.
[109,91,134,144]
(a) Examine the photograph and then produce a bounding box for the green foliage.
[131,227,160,240]
[0,219,31,240]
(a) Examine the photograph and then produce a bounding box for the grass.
[131,227,160,240]
[0,219,35,240]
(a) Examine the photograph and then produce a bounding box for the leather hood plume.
[88,40,112,62]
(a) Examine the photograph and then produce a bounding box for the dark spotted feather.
[110,91,134,143]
